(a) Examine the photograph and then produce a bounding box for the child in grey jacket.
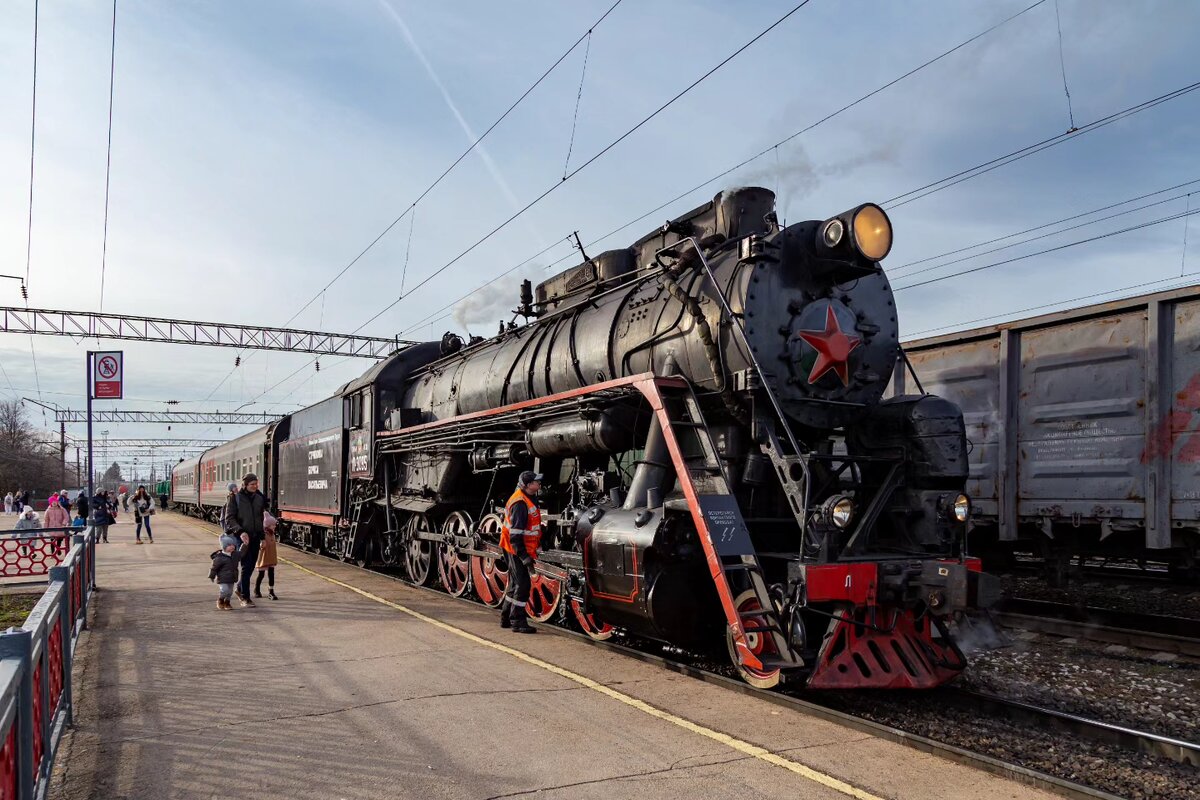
[209,535,240,610]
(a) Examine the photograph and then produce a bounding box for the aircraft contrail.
[378,0,549,249]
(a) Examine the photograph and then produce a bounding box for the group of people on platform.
[5,486,162,543]
[210,474,279,610]
[3,489,31,516]
[87,487,156,544]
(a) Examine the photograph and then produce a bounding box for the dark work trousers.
[500,552,532,627]
[238,539,262,599]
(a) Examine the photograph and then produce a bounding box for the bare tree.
[0,399,67,500]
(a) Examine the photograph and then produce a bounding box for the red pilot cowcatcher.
[795,306,861,386]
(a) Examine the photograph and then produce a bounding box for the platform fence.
[0,528,96,800]
[0,532,78,581]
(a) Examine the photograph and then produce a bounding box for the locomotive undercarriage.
[276,374,994,690]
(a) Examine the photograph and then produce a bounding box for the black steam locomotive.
[173,187,997,689]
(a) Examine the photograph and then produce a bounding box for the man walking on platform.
[499,471,543,634]
[223,474,267,608]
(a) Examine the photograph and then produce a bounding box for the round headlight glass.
[831,497,854,529]
[852,204,892,261]
[822,218,845,249]
[952,494,970,523]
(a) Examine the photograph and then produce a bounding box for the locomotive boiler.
[174,186,998,690]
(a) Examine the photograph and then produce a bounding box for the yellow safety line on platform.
[184,516,880,799]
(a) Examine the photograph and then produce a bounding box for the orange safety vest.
[499,489,541,559]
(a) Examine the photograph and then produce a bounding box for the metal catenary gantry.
[0,306,415,358]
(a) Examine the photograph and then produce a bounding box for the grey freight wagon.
[896,285,1200,582]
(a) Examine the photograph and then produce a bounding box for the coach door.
[347,389,374,480]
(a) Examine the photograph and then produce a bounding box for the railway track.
[996,597,1200,658]
[173,513,1197,799]
[942,687,1200,767]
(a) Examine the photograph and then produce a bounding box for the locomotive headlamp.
[815,203,893,273]
[821,218,845,249]
[850,204,892,262]
[818,494,855,529]
[951,493,971,523]
[831,496,855,528]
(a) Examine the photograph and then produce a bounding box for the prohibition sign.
[97,356,119,379]
[93,350,124,399]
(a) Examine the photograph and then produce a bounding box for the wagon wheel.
[404,513,437,586]
[570,598,614,641]
[322,527,340,556]
[527,570,563,623]
[470,513,508,608]
[379,527,402,567]
[437,511,473,598]
[727,590,781,690]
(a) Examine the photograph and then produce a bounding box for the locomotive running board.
[374,371,800,674]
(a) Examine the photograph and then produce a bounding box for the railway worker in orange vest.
[499,470,543,634]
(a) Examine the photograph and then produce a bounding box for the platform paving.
[48,512,1060,800]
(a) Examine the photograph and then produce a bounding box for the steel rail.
[943,687,1200,767]
[996,598,1200,658]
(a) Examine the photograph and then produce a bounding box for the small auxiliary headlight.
[821,218,845,249]
[851,204,892,262]
[952,494,970,523]
[830,496,855,529]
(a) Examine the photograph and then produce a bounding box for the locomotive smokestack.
[517,279,534,318]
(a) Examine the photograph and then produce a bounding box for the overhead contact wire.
[895,207,1200,292]
[894,189,1200,281]
[99,0,118,310]
[216,1,626,400]
[286,0,626,329]
[1053,0,1076,131]
[23,0,43,404]
[24,0,39,292]
[356,1,814,333]
[891,176,1200,273]
[907,273,1200,339]
[882,80,1200,209]
[562,29,592,178]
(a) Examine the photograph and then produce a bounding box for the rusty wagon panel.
[898,285,1200,551]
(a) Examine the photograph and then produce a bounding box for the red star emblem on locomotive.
[795,306,861,386]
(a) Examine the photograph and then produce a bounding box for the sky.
[0,0,1198,477]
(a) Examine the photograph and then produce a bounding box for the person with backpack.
[92,490,114,543]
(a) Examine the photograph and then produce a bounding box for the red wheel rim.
[471,554,508,607]
[437,511,473,598]
[470,514,508,607]
[733,591,781,682]
[570,598,614,641]
[527,572,562,623]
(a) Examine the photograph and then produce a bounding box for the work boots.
[510,604,535,634]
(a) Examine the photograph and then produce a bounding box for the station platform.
[48,513,1058,800]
